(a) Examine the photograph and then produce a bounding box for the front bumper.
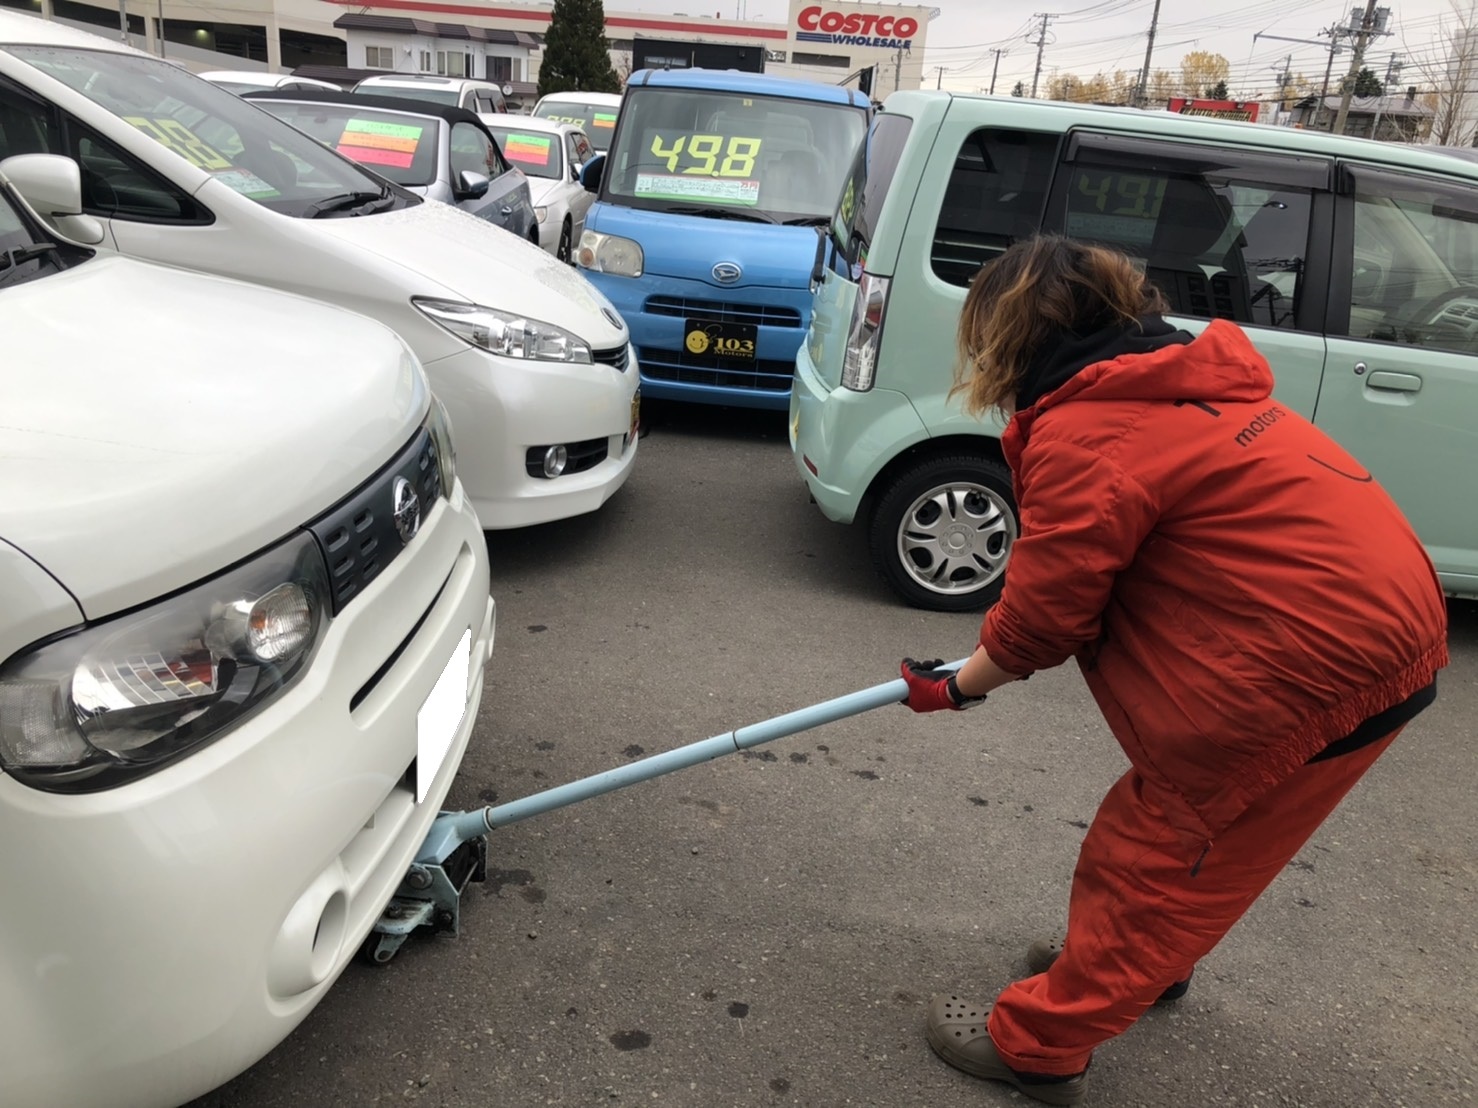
[425,343,640,529]
[0,481,494,1108]
[790,337,927,524]
[587,270,805,412]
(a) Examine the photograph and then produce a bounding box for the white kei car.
[480,113,596,263]
[0,157,494,1108]
[0,11,639,530]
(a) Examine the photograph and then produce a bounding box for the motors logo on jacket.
[796,5,918,49]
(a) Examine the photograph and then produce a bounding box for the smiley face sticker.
[686,328,711,354]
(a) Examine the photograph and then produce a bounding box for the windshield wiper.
[662,205,778,224]
[302,189,395,219]
[782,215,832,227]
[0,241,62,286]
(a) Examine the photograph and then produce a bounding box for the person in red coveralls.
[899,235,1449,1107]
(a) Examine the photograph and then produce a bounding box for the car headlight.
[427,394,457,493]
[535,205,548,224]
[0,532,330,793]
[413,299,593,364]
[576,229,643,277]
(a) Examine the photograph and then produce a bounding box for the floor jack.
[360,659,968,964]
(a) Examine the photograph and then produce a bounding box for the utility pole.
[989,47,1007,95]
[893,45,904,94]
[117,0,128,42]
[1333,2,1389,134]
[935,66,946,89]
[1273,53,1292,109]
[1314,24,1344,131]
[1028,12,1053,99]
[1370,53,1402,140]
[1134,0,1163,108]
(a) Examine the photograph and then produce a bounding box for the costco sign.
[796,5,918,50]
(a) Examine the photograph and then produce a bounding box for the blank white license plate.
[416,629,471,803]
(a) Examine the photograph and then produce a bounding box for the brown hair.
[952,235,1169,417]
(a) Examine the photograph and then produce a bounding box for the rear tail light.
[841,272,891,392]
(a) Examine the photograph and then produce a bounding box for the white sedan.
[480,113,596,263]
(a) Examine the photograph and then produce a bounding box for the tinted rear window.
[832,112,912,273]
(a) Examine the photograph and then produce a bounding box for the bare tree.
[1407,0,1478,145]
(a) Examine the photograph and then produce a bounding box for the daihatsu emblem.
[392,476,421,545]
[712,262,743,284]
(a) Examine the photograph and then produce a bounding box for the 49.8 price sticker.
[648,131,762,178]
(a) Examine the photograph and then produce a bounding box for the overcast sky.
[613,0,1474,99]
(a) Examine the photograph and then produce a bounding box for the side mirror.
[455,170,490,201]
[0,154,106,245]
[580,153,605,194]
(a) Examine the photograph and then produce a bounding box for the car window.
[534,99,618,151]
[75,128,210,221]
[7,47,397,218]
[604,87,865,221]
[484,125,558,179]
[566,133,583,172]
[930,127,1057,287]
[1052,138,1322,330]
[355,84,458,107]
[1342,166,1478,355]
[450,120,501,179]
[831,112,911,275]
[0,85,207,222]
[251,101,440,188]
[572,131,594,165]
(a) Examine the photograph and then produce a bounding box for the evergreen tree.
[1011,80,1025,97]
[1342,67,1385,96]
[538,0,620,98]
[1204,79,1230,99]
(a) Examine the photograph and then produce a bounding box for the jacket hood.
[1011,320,1276,444]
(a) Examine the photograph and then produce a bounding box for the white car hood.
[0,256,426,620]
[307,200,628,348]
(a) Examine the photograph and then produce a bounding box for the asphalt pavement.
[192,401,1477,1108]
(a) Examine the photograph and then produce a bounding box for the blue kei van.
[576,68,870,409]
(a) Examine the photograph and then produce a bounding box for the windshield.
[7,47,401,218]
[603,88,866,223]
[535,100,618,151]
[358,86,459,107]
[254,101,440,187]
[484,125,561,179]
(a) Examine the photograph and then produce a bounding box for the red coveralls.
[978,321,1450,1076]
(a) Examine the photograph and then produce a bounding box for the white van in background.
[0,157,494,1108]
[0,11,639,529]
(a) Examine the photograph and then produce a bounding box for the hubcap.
[896,481,1016,596]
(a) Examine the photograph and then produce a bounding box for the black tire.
[556,219,573,264]
[867,453,1018,612]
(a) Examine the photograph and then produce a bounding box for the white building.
[0,0,933,96]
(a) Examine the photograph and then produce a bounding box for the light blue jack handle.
[415,658,969,864]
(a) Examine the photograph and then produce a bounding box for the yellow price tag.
[648,132,761,178]
[124,116,232,171]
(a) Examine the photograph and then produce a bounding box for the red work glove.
[900,658,960,713]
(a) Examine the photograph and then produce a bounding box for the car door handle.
[1366,370,1422,393]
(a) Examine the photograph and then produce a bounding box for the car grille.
[308,428,441,615]
[644,296,803,329]
[593,344,630,372]
[638,346,794,393]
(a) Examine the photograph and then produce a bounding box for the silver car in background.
[245,88,537,242]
